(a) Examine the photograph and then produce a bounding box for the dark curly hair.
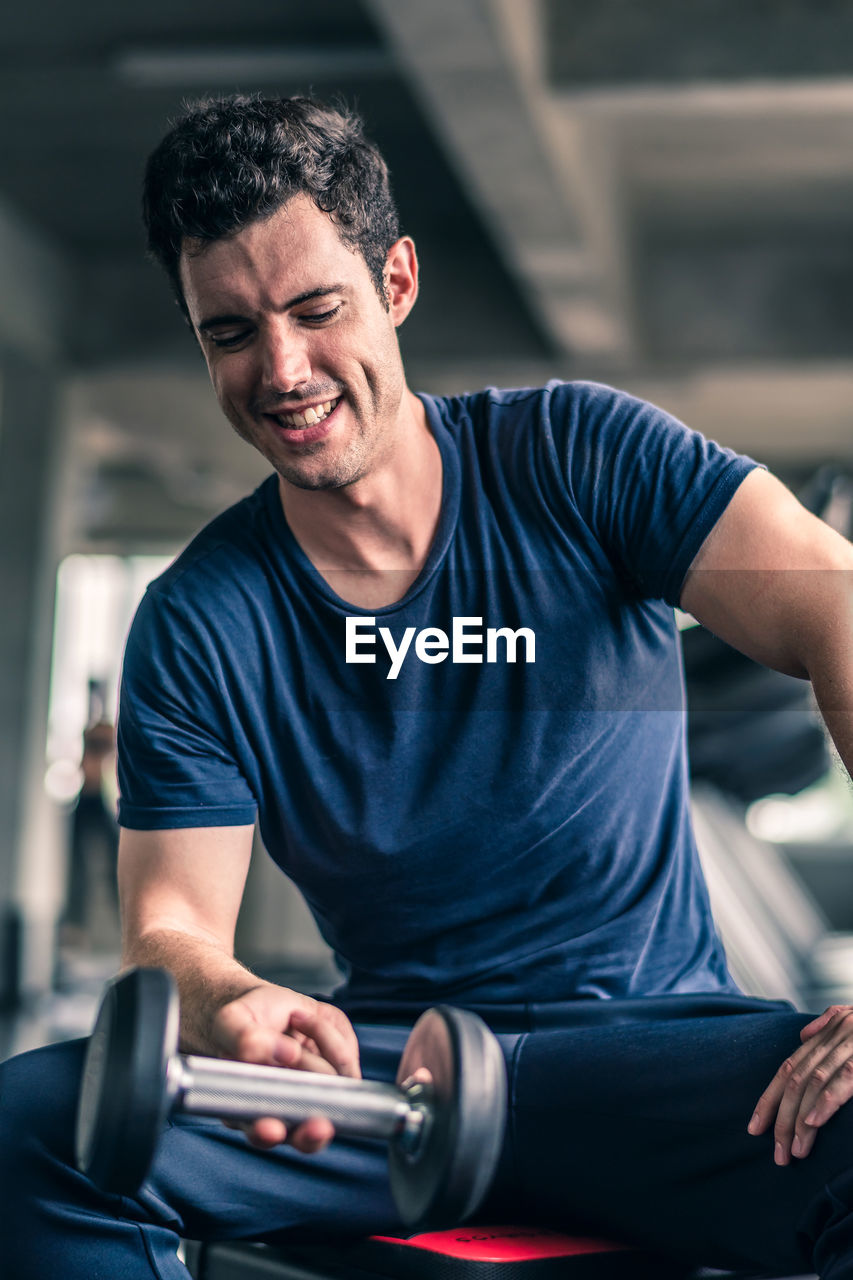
[143,94,400,316]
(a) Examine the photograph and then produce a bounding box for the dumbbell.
[75,968,507,1228]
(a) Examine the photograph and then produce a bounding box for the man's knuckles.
[779,1056,812,1094]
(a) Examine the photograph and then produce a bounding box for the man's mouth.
[271,397,341,430]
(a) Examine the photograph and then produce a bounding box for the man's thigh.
[0,1025,408,1252]
[510,1011,853,1274]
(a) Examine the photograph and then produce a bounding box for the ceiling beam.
[365,0,632,360]
[112,46,393,87]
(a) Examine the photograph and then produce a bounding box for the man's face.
[179,195,417,492]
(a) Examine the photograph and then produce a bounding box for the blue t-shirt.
[118,381,755,1012]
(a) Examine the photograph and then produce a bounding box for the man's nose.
[259,322,312,392]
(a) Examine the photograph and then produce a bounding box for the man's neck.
[278,391,443,608]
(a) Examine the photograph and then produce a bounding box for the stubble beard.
[274,442,373,492]
[232,368,405,492]
[223,341,406,490]
[225,402,381,493]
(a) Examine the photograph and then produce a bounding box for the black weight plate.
[75,967,179,1194]
[389,1006,507,1229]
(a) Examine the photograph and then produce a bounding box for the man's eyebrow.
[198,313,248,333]
[198,286,346,333]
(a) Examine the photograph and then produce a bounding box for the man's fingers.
[747,1069,788,1135]
[212,992,360,1078]
[207,988,361,1152]
[268,1031,339,1075]
[800,1006,850,1042]
[772,1036,851,1163]
[289,1008,362,1079]
[791,1123,818,1160]
[748,1040,829,1151]
[750,1008,853,1166]
[789,1050,853,1162]
[213,1012,337,1075]
[769,1059,811,1165]
[238,1115,336,1153]
[801,1047,853,1127]
[800,1011,853,1130]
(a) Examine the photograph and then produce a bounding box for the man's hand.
[211,983,362,1154]
[748,1005,853,1164]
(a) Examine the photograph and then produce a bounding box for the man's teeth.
[278,399,338,429]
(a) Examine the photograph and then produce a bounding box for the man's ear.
[383,236,419,325]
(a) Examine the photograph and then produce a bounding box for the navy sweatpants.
[3,1001,853,1279]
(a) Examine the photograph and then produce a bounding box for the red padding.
[370,1228,633,1263]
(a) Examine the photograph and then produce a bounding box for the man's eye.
[302,305,342,324]
[209,330,251,348]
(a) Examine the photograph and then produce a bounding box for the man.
[3,93,853,1279]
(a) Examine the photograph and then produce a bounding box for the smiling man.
[4,94,853,1280]
[186,196,427,492]
[179,192,440,611]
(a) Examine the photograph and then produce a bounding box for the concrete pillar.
[0,350,65,1005]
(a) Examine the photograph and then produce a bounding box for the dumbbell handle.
[168,1053,429,1150]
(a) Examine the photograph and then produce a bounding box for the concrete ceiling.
[4,0,853,551]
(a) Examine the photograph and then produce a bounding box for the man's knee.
[0,1038,86,1168]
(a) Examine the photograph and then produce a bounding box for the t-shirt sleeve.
[117,587,258,830]
[548,380,760,604]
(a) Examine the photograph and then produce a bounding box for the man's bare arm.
[119,824,259,1052]
[680,467,853,775]
[118,825,361,1150]
[680,466,853,1166]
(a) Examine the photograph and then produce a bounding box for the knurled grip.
[173,1054,413,1139]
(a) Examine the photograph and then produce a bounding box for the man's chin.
[281,473,345,492]
[275,461,366,493]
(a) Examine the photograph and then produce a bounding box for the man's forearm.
[122,928,268,1055]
